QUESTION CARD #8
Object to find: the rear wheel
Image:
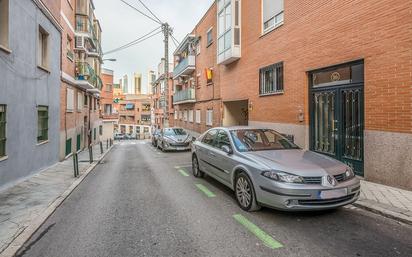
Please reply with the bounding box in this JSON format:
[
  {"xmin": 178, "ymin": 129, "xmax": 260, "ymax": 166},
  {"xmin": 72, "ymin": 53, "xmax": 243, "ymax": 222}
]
[
  {"xmin": 235, "ymin": 172, "xmax": 260, "ymax": 212},
  {"xmin": 192, "ymin": 155, "xmax": 205, "ymax": 178}
]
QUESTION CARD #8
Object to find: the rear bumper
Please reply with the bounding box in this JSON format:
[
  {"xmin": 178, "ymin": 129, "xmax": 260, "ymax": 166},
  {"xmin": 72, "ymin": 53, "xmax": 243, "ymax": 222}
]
[{"xmin": 255, "ymin": 177, "xmax": 361, "ymax": 211}]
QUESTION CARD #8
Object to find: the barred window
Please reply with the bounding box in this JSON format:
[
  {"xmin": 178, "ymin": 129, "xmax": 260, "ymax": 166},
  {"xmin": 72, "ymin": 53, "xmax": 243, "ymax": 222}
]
[
  {"xmin": 37, "ymin": 106, "xmax": 48, "ymax": 143},
  {"xmin": 259, "ymin": 62, "xmax": 284, "ymax": 95},
  {"xmin": 0, "ymin": 105, "xmax": 6, "ymax": 157}
]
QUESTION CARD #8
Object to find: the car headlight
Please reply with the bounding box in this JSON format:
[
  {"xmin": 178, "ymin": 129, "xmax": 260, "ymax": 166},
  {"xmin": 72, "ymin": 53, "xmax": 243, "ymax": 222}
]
[
  {"xmin": 261, "ymin": 170, "xmax": 304, "ymax": 183},
  {"xmin": 345, "ymin": 167, "xmax": 355, "ymax": 179},
  {"xmin": 164, "ymin": 137, "xmax": 174, "ymax": 143}
]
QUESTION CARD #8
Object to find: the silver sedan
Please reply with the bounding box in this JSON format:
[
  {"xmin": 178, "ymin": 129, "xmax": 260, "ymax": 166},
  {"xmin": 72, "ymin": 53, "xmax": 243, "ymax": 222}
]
[
  {"xmin": 191, "ymin": 127, "xmax": 360, "ymax": 211},
  {"xmin": 157, "ymin": 127, "xmax": 192, "ymax": 152}
]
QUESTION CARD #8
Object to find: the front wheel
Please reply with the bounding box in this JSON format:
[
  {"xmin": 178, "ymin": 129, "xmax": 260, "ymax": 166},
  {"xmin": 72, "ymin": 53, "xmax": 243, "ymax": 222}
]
[
  {"xmin": 235, "ymin": 173, "xmax": 260, "ymax": 212},
  {"xmin": 192, "ymin": 155, "xmax": 205, "ymax": 178}
]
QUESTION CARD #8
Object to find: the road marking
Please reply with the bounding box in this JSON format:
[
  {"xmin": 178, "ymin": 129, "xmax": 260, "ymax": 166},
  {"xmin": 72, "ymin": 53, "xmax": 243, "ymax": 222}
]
[
  {"xmin": 233, "ymin": 214, "xmax": 283, "ymax": 249},
  {"xmin": 178, "ymin": 169, "xmax": 190, "ymax": 177},
  {"xmin": 174, "ymin": 166, "xmax": 180, "ymax": 169},
  {"xmin": 195, "ymin": 184, "xmax": 216, "ymax": 197}
]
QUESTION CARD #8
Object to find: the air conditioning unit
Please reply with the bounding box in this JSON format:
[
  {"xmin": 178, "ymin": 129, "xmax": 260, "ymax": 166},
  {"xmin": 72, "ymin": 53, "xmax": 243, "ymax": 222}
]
[{"xmin": 75, "ymin": 36, "xmax": 84, "ymax": 49}]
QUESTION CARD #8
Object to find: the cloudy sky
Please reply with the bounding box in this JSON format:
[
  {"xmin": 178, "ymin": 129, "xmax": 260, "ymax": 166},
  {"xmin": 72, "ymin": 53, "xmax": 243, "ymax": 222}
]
[{"xmin": 94, "ymin": 0, "xmax": 214, "ymax": 93}]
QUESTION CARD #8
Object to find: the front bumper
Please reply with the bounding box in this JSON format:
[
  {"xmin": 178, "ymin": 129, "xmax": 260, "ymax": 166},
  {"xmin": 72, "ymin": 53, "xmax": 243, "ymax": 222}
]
[
  {"xmin": 163, "ymin": 142, "xmax": 191, "ymax": 151},
  {"xmin": 255, "ymin": 177, "xmax": 361, "ymax": 211}
]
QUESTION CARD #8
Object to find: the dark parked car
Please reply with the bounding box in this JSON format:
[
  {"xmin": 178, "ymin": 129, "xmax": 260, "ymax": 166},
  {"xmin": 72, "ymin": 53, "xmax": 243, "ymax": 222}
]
[{"xmin": 114, "ymin": 133, "xmax": 125, "ymax": 140}]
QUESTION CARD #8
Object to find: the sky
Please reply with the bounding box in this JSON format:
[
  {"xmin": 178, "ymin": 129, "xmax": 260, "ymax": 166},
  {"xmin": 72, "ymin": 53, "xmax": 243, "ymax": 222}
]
[{"xmin": 94, "ymin": 0, "xmax": 214, "ymax": 94}]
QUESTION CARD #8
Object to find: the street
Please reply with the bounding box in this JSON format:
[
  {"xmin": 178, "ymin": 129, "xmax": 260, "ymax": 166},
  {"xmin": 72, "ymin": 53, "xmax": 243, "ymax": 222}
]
[{"xmin": 16, "ymin": 141, "xmax": 412, "ymax": 257}]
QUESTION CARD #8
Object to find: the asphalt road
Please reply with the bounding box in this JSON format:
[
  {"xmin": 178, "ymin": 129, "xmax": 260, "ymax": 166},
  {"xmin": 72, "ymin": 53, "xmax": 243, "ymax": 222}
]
[{"xmin": 17, "ymin": 141, "xmax": 412, "ymax": 257}]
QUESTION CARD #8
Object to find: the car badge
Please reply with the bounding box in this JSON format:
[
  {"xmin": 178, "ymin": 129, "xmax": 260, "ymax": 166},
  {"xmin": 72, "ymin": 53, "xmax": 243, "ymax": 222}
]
[{"xmin": 322, "ymin": 175, "xmax": 337, "ymax": 187}]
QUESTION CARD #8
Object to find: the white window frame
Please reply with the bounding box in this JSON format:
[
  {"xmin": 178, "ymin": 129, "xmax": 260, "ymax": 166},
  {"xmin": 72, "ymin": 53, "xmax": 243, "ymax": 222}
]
[
  {"xmin": 217, "ymin": 0, "xmax": 232, "ymax": 55},
  {"xmin": 38, "ymin": 26, "xmax": 50, "ymax": 69},
  {"xmin": 206, "ymin": 27, "xmax": 213, "ymax": 47},
  {"xmin": 206, "ymin": 110, "xmax": 213, "ymax": 126},
  {"xmin": 174, "ymin": 111, "xmax": 178, "ymax": 120},
  {"xmin": 188, "ymin": 110, "xmax": 194, "ymax": 123},
  {"xmin": 195, "ymin": 110, "xmax": 201, "ymax": 124},
  {"xmin": 66, "ymin": 88, "xmax": 74, "ymax": 112},
  {"xmin": 183, "ymin": 110, "xmax": 188, "ymax": 122},
  {"xmin": 0, "ymin": 0, "xmax": 10, "ymax": 51},
  {"xmin": 261, "ymin": 0, "xmax": 284, "ymax": 35}
]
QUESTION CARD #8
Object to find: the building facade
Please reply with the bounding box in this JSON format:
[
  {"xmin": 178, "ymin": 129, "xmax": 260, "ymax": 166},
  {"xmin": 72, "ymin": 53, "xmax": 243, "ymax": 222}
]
[
  {"xmin": 100, "ymin": 68, "xmax": 117, "ymax": 141},
  {"xmin": 133, "ymin": 72, "xmax": 142, "ymax": 94},
  {"xmin": 117, "ymin": 94, "xmax": 152, "ymax": 138},
  {"xmin": 59, "ymin": 0, "xmax": 103, "ymax": 160},
  {"xmin": 0, "ymin": 0, "xmax": 62, "ymax": 188},
  {"xmin": 172, "ymin": 0, "xmax": 412, "ymax": 189},
  {"xmin": 152, "ymin": 59, "xmax": 175, "ymax": 129},
  {"xmin": 147, "ymin": 70, "xmax": 156, "ymax": 95}
]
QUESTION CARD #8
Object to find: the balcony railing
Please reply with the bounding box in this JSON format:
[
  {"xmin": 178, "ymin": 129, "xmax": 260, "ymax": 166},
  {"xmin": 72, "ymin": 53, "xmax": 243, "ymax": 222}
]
[
  {"xmin": 75, "ymin": 61, "xmax": 102, "ymax": 90},
  {"xmin": 173, "ymin": 55, "xmax": 195, "ymax": 79},
  {"xmin": 173, "ymin": 88, "xmax": 196, "ymax": 104}
]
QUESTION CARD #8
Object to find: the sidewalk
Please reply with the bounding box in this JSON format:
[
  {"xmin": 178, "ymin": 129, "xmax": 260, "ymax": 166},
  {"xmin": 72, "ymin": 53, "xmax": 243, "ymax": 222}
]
[
  {"xmin": 0, "ymin": 143, "xmax": 113, "ymax": 256},
  {"xmin": 354, "ymin": 180, "xmax": 412, "ymax": 225}
]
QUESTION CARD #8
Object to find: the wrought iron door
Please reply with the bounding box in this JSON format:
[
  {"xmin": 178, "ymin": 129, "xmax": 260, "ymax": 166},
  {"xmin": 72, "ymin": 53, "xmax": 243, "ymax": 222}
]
[{"xmin": 310, "ymin": 61, "xmax": 364, "ymax": 176}]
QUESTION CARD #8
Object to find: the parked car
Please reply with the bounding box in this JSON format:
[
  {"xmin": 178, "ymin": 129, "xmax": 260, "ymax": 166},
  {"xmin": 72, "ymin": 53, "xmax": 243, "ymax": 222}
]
[
  {"xmin": 114, "ymin": 133, "xmax": 125, "ymax": 140},
  {"xmin": 191, "ymin": 127, "xmax": 360, "ymax": 212},
  {"xmin": 125, "ymin": 133, "xmax": 137, "ymax": 140},
  {"xmin": 151, "ymin": 129, "xmax": 161, "ymax": 147},
  {"xmin": 157, "ymin": 127, "xmax": 192, "ymax": 152}
]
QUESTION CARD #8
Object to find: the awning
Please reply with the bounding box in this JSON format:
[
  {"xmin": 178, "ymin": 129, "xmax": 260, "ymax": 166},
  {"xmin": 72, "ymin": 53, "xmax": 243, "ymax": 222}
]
[{"xmin": 125, "ymin": 103, "xmax": 135, "ymax": 110}]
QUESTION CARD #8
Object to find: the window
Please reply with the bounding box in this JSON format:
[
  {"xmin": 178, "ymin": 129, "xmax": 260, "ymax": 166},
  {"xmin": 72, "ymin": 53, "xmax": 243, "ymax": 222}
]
[
  {"xmin": 77, "ymin": 92, "xmax": 83, "ymax": 111},
  {"xmin": 202, "ymin": 129, "xmax": 217, "ymax": 146},
  {"xmin": 188, "ymin": 110, "xmax": 194, "ymax": 123},
  {"xmin": 106, "ymin": 84, "xmax": 112, "ymax": 92},
  {"xmin": 38, "ymin": 26, "xmax": 49, "ymax": 68},
  {"xmin": 84, "ymin": 94, "xmax": 88, "ymax": 106},
  {"xmin": 0, "ymin": 0, "xmax": 9, "ymax": 49},
  {"xmin": 66, "ymin": 35, "xmax": 73, "ymax": 61},
  {"xmin": 37, "ymin": 106, "xmax": 48, "ymax": 143},
  {"xmin": 0, "ymin": 105, "xmax": 6, "ymax": 157},
  {"xmin": 215, "ymin": 130, "xmax": 231, "ymax": 150},
  {"xmin": 206, "ymin": 27, "xmax": 213, "ymax": 46},
  {"xmin": 195, "ymin": 110, "xmax": 201, "ymax": 124},
  {"xmin": 206, "ymin": 109, "xmax": 213, "ymax": 126},
  {"xmin": 183, "ymin": 110, "xmax": 188, "ymax": 122},
  {"xmin": 259, "ymin": 62, "xmax": 284, "ymax": 95},
  {"xmin": 196, "ymin": 42, "xmax": 201, "ymax": 55},
  {"xmin": 93, "ymin": 128, "xmax": 96, "ymax": 140},
  {"xmin": 66, "ymin": 88, "xmax": 74, "ymax": 112},
  {"xmin": 174, "ymin": 111, "xmax": 178, "ymax": 120},
  {"xmin": 262, "ymin": 0, "xmax": 284, "ymax": 33},
  {"xmin": 218, "ymin": 0, "xmax": 232, "ymax": 55}
]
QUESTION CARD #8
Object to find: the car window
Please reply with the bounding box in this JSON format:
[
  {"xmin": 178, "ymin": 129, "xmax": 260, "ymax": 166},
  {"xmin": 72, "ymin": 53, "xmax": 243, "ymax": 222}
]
[
  {"xmin": 202, "ymin": 129, "xmax": 217, "ymax": 146},
  {"xmin": 164, "ymin": 128, "xmax": 187, "ymax": 136},
  {"xmin": 215, "ymin": 130, "xmax": 231, "ymax": 150}
]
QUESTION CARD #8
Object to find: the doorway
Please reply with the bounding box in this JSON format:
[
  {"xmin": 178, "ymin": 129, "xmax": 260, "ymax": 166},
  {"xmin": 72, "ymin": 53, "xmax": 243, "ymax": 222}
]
[
  {"xmin": 309, "ymin": 61, "xmax": 364, "ymax": 176},
  {"xmin": 223, "ymin": 100, "xmax": 249, "ymax": 127}
]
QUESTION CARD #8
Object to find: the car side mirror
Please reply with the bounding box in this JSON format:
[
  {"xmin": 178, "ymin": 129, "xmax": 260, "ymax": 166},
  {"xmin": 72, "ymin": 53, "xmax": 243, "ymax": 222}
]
[{"xmin": 221, "ymin": 145, "xmax": 233, "ymax": 155}]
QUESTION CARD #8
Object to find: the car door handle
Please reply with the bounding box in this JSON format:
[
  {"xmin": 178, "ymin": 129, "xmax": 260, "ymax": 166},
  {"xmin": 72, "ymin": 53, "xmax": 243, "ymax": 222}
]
[{"xmin": 209, "ymin": 152, "xmax": 216, "ymax": 157}]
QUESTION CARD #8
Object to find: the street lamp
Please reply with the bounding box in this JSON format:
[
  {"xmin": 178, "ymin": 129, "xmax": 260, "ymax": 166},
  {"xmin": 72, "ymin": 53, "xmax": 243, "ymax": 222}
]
[{"xmin": 103, "ymin": 58, "xmax": 117, "ymax": 62}]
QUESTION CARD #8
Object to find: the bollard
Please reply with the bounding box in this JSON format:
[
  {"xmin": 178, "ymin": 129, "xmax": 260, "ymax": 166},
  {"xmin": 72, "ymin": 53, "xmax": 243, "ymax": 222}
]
[
  {"xmin": 89, "ymin": 145, "xmax": 93, "ymax": 163},
  {"xmin": 73, "ymin": 152, "xmax": 79, "ymax": 177},
  {"xmin": 110, "ymin": 138, "xmax": 113, "ymax": 146},
  {"xmin": 100, "ymin": 141, "xmax": 103, "ymax": 154},
  {"xmin": 106, "ymin": 139, "xmax": 109, "ymax": 149}
]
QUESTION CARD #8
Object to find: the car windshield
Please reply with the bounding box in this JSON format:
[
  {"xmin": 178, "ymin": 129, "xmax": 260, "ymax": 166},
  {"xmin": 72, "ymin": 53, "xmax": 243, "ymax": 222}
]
[
  {"xmin": 164, "ymin": 128, "xmax": 187, "ymax": 136},
  {"xmin": 230, "ymin": 129, "xmax": 300, "ymax": 152}
]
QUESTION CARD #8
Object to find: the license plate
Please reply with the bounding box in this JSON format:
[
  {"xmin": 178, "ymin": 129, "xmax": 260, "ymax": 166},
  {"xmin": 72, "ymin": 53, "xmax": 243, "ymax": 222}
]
[{"xmin": 319, "ymin": 188, "xmax": 347, "ymax": 199}]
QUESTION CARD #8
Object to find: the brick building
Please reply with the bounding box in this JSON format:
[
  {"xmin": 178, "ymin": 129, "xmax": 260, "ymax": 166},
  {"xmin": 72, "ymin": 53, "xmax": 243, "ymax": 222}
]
[
  {"xmin": 59, "ymin": 0, "xmax": 103, "ymax": 159},
  {"xmin": 172, "ymin": 0, "xmax": 412, "ymax": 189},
  {"xmin": 152, "ymin": 59, "xmax": 175, "ymax": 129},
  {"xmin": 100, "ymin": 68, "xmax": 117, "ymax": 141}
]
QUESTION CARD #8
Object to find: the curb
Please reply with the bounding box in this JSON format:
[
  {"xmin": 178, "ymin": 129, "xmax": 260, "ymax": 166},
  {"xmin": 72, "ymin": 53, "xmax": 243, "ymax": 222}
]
[
  {"xmin": 0, "ymin": 145, "xmax": 115, "ymax": 257},
  {"xmin": 353, "ymin": 200, "xmax": 412, "ymax": 226}
]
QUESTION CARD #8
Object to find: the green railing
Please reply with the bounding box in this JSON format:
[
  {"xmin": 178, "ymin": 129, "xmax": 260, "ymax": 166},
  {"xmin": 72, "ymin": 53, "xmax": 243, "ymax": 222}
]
[{"xmin": 75, "ymin": 62, "xmax": 102, "ymax": 90}]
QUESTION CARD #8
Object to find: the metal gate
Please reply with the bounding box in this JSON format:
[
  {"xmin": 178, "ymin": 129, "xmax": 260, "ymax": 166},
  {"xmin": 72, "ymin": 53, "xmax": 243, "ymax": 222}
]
[{"xmin": 309, "ymin": 61, "xmax": 364, "ymax": 176}]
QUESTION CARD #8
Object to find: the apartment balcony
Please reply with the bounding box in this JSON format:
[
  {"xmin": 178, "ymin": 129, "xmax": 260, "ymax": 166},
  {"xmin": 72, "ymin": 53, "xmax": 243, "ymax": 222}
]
[
  {"xmin": 102, "ymin": 113, "xmax": 119, "ymax": 120},
  {"xmin": 173, "ymin": 88, "xmax": 196, "ymax": 105},
  {"xmin": 75, "ymin": 61, "xmax": 102, "ymax": 91},
  {"xmin": 118, "ymin": 110, "xmax": 135, "ymax": 116},
  {"xmin": 173, "ymin": 55, "xmax": 195, "ymax": 79},
  {"xmin": 75, "ymin": 15, "xmax": 102, "ymax": 57}
]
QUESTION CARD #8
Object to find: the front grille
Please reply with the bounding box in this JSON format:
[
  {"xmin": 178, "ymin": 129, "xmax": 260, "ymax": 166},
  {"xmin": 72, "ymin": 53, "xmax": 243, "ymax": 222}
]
[
  {"xmin": 303, "ymin": 173, "xmax": 348, "ymax": 185},
  {"xmin": 298, "ymin": 194, "xmax": 355, "ymax": 206},
  {"xmin": 303, "ymin": 177, "xmax": 322, "ymax": 184},
  {"xmin": 170, "ymin": 142, "xmax": 189, "ymax": 147}
]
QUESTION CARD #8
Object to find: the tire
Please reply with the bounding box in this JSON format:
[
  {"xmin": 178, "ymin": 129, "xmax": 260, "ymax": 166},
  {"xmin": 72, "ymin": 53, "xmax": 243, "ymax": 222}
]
[
  {"xmin": 235, "ymin": 172, "xmax": 260, "ymax": 212},
  {"xmin": 161, "ymin": 142, "xmax": 166, "ymax": 152},
  {"xmin": 192, "ymin": 155, "xmax": 205, "ymax": 178}
]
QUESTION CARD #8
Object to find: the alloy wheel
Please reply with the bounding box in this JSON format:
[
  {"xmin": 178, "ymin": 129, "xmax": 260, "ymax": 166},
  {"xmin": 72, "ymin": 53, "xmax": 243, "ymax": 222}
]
[{"xmin": 236, "ymin": 177, "xmax": 251, "ymax": 208}]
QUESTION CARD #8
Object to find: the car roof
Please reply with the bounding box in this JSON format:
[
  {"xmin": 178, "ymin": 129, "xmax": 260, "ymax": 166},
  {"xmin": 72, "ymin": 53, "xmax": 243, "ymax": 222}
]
[{"xmin": 210, "ymin": 126, "xmax": 262, "ymax": 131}]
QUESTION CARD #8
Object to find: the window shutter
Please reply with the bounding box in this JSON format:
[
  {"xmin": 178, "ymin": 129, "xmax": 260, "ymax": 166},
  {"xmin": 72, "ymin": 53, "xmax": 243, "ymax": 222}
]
[{"xmin": 67, "ymin": 88, "xmax": 74, "ymax": 111}]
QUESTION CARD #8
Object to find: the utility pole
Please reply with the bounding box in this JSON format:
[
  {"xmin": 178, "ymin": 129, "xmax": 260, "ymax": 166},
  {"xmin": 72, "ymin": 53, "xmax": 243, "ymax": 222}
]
[{"xmin": 162, "ymin": 23, "xmax": 170, "ymax": 128}]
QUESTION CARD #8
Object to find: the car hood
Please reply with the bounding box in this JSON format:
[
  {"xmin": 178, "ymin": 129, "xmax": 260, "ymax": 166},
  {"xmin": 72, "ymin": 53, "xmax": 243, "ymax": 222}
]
[
  {"xmin": 243, "ymin": 150, "xmax": 347, "ymax": 177},
  {"xmin": 164, "ymin": 134, "xmax": 190, "ymax": 142}
]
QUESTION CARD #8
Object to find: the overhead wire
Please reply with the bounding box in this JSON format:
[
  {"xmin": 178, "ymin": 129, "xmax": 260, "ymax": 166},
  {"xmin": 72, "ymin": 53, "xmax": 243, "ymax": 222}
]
[
  {"xmin": 120, "ymin": 0, "xmax": 161, "ymax": 25},
  {"xmin": 135, "ymin": 0, "xmax": 163, "ymax": 23}
]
